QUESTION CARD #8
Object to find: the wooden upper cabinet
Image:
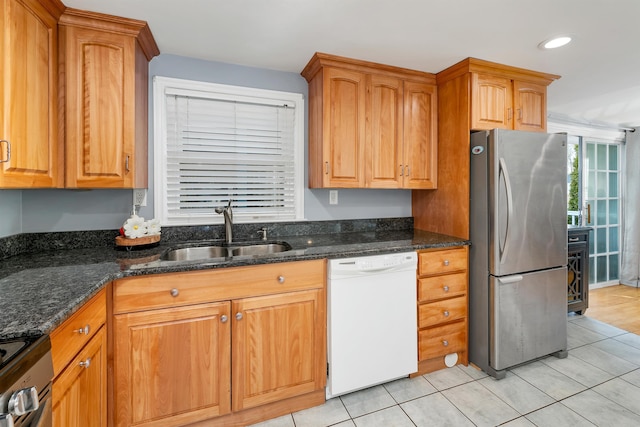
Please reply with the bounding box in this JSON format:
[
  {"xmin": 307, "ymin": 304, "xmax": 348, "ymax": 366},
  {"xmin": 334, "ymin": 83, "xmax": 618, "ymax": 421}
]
[
  {"xmin": 302, "ymin": 52, "xmax": 437, "ymax": 189},
  {"xmin": 466, "ymin": 60, "xmax": 559, "ymax": 133},
  {"xmin": 402, "ymin": 81, "xmax": 437, "ymax": 189},
  {"xmin": 0, "ymin": 0, "xmax": 64, "ymax": 188},
  {"xmin": 59, "ymin": 9, "xmax": 159, "ymax": 188},
  {"xmin": 322, "ymin": 67, "xmax": 367, "ymax": 187},
  {"xmin": 513, "ymin": 80, "xmax": 548, "ymax": 132}
]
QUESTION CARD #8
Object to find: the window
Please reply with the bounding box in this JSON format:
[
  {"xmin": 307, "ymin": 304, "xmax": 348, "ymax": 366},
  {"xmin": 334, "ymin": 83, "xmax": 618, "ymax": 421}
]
[{"xmin": 153, "ymin": 77, "xmax": 304, "ymax": 226}]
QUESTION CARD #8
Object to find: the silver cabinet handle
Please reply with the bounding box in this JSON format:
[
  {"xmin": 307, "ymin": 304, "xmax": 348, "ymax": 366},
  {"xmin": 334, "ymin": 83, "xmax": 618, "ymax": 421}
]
[
  {"xmin": 443, "ymin": 311, "xmax": 450, "ymax": 317},
  {"xmin": 74, "ymin": 325, "xmax": 90, "ymax": 335},
  {"xmin": 220, "ymin": 315, "xmax": 228, "ymax": 323},
  {"xmin": 569, "ymin": 237, "xmax": 580, "ymax": 242},
  {"xmin": 236, "ymin": 312, "xmax": 243, "ymax": 321},
  {"xmin": 443, "ymin": 285, "xmax": 449, "ymax": 292},
  {"xmin": 170, "ymin": 288, "xmax": 179, "ymax": 297},
  {"xmin": 0, "ymin": 140, "xmax": 10, "ymax": 163},
  {"xmin": 125, "ymin": 155, "xmax": 130, "ymax": 172},
  {"xmin": 325, "ymin": 161, "xmax": 329, "ymax": 175},
  {"xmin": 399, "ymin": 165, "xmax": 404, "ymax": 176},
  {"xmin": 79, "ymin": 358, "xmax": 91, "ymax": 368},
  {"xmin": 443, "ymin": 260, "xmax": 449, "ymax": 266},
  {"xmin": 442, "ymin": 340, "xmax": 449, "ymax": 347},
  {"xmin": 406, "ymin": 166, "xmax": 410, "ymax": 176},
  {"xmin": 277, "ymin": 275, "xmax": 285, "ymax": 283}
]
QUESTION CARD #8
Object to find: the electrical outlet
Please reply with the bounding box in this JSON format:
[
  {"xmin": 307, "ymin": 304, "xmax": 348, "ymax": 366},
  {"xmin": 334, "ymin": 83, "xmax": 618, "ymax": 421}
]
[
  {"xmin": 329, "ymin": 190, "xmax": 338, "ymax": 205},
  {"xmin": 133, "ymin": 189, "xmax": 147, "ymax": 207}
]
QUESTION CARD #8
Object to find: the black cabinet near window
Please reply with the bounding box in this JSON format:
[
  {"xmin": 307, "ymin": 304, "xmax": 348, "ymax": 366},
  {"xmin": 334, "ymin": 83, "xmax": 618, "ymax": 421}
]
[{"xmin": 567, "ymin": 227, "xmax": 592, "ymax": 314}]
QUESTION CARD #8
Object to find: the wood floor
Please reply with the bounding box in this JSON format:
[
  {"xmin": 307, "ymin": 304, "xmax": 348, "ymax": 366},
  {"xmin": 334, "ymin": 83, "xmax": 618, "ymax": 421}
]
[{"xmin": 585, "ymin": 284, "xmax": 640, "ymax": 334}]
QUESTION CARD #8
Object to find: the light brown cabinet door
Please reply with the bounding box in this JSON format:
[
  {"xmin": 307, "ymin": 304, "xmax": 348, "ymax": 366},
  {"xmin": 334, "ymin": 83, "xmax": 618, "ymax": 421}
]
[
  {"xmin": 232, "ymin": 289, "xmax": 326, "ymax": 412},
  {"xmin": 322, "ymin": 67, "xmax": 366, "ymax": 187},
  {"xmin": 61, "ymin": 26, "xmax": 135, "ymax": 188},
  {"xmin": 367, "ymin": 74, "xmax": 403, "ymax": 188},
  {"xmin": 471, "ymin": 73, "xmax": 512, "ymax": 131},
  {"xmin": 114, "ymin": 302, "xmax": 231, "ymax": 427},
  {"xmin": 403, "ymin": 81, "xmax": 438, "ymax": 189},
  {"xmin": 0, "ymin": 0, "xmax": 61, "ymax": 188},
  {"xmin": 513, "ymin": 80, "xmax": 547, "ymax": 132},
  {"xmin": 52, "ymin": 326, "xmax": 107, "ymax": 427}
]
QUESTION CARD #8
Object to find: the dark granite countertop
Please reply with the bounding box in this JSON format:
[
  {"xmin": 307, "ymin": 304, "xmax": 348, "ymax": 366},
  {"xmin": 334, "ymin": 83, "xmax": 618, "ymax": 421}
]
[{"xmin": 0, "ymin": 218, "xmax": 468, "ymax": 341}]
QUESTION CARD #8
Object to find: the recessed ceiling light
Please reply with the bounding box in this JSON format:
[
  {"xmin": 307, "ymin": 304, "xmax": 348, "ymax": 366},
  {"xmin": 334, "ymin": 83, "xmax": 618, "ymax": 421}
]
[{"xmin": 539, "ymin": 36, "xmax": 572, "ymax": 50}]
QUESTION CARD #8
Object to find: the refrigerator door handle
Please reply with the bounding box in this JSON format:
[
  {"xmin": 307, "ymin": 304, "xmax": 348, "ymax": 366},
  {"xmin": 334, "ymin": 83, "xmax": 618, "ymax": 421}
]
[
  {"xmin": 498, "ymin": 157, "xmax": 514, "ymax": 264},
  {"xmin": 497, "ymin": 274, "xmax": 523, "ymax": 284}
]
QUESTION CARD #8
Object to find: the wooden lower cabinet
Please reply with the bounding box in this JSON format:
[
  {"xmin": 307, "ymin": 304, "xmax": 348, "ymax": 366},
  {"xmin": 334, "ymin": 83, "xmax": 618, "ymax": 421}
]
[
  {"xmin": 52, "ymin": 326, "xmax": 107, "ymax": 427},
  {"xmin": 51, "ymin": 289, "xmax": 107, "ymax": 427},
  {"xmin": 414, "ymin": 246, "xmax": 469, "ymax": 375},
  {"xmin": 112, "ymin": 260, "xmax": 326, "ymax": 427}
]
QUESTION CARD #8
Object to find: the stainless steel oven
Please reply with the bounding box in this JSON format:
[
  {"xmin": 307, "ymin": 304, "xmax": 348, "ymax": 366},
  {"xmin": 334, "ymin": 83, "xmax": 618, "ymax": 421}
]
[{"xmin": 0, "ymin": 336, "xmax": 53, "ymax": 427}]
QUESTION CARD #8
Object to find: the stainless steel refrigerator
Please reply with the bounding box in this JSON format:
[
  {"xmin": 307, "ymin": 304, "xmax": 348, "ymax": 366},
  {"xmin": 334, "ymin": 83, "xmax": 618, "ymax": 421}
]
[{"xmin": 469, "ymin": 129, "xmax": 568, "ymax": 379}]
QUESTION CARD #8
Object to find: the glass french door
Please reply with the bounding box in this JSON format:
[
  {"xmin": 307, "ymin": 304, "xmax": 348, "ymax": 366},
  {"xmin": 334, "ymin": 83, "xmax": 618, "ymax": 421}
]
[{"xmin": 583, "ymin": 140, "xmax": 621, "ymax": 286}]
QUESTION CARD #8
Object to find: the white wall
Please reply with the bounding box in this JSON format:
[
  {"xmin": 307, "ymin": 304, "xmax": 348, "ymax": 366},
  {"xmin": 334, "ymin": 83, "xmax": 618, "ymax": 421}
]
[{"xmin": 3, "ymin": 54, "xmax": 411, "ymax": 236}]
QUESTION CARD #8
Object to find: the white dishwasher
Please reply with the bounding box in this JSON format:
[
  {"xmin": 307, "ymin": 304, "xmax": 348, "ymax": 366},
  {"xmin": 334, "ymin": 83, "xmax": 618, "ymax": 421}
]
[{"xmin": 326, "ymin": 251, "xmax": 418, "ymax": 398}]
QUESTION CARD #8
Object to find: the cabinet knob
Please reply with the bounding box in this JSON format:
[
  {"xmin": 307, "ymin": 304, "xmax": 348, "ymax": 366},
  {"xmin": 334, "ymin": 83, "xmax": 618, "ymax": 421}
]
[
  {"xmin": 170, "ymin": 288, "xmax": 179, "ymax": 297},
  {"xmin": 0, "ymin": 140, "xmax": 10, "ymax": 164},
  {"xmin": 74, "ymin": 325, "xmax": 90, "ymax": 335},
  {"xmin": 442, "ymin": 340, "xmax": 449, "ymax": 347},
  {"xmin": 277, "ymin": 275, "xmax": 285, "ymax": 283},
  {"xmin": 443, "ymin": 260, "xmax": 450, "ymax": 266},
  {"xmin": 443, "ymin": 285, "xmax": 450, "ymax": 292},
  {"xmin": 220, "ymin": 315, "xmax": 228, "ymax": 323},
  {"xmin": 79, "ymin": 358, "xmax": 91, "ymax": 369},
  {"xmin": 443, "ymin": 311, "xmax": 450, "ymax": 317},
  {"xmin": 236, "ymin": 312, "xmax": 243, "ymax": 321}
]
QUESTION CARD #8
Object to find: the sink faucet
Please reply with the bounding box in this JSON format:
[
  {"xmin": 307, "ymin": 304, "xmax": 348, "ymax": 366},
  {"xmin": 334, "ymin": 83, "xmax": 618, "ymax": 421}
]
[{"xmin": 215, "ymin": 199, "xmax": 233, "ymax": 244}]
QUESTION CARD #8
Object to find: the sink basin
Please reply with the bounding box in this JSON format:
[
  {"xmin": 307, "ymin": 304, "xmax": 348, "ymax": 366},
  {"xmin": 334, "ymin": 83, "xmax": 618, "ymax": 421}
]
[
  {"xmin": 161, "ymin": 242, "xmax": 291, "ymax": 262},
  {"xmin": 231, "ymin": 243, "xmax": 289, "ymax": 257},
  {"xmin": 162, "ymin": 245, "xmax": 229, "ymax": 261}
]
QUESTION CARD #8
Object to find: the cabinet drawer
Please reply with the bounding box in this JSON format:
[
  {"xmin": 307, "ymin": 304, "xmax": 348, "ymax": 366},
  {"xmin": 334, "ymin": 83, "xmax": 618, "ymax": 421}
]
[
  {"xmin": 418, "ymin": 296, "xmax": 466, "ymax": 328},
  {"xmin": 418, "ymin": 321, "xmax": 466, "ymax": 361},
  {"xmin": 418, "ymin": 247, "xmax": 467, "ymax": 276},
  {"xmin": 51, "ymin": 289, "xmax": 106, "ymax": 377},
  {"xmin": 418, "ymin": 272, "xmax": 467, "ymax": 302},
  {"xmin": 114, "ymin": 259, "xmax": 326, "ymax": 314}
]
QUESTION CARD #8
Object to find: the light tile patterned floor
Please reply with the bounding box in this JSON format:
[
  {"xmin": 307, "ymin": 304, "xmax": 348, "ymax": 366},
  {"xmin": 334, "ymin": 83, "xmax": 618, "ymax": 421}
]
[{"xmin": 250, "ymin": 314, "xmax": 640, "ymax": 427}]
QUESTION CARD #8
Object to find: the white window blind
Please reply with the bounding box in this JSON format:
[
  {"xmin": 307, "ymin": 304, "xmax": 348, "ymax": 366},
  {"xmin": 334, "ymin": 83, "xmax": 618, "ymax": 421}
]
[{"xmin": 154, "ymin": 77, "xmax": 304, "ymax": 226}]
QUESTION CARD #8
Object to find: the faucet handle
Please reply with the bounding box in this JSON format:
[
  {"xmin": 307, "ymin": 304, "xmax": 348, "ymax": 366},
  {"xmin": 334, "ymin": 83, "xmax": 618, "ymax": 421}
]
[{"xmin": 257, "ymin": 227, "xmax": 268, "ymax": 241}]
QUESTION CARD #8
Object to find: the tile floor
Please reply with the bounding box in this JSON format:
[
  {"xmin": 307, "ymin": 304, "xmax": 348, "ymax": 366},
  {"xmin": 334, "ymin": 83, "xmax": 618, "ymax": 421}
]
[{"xmin": 250, "ymin": 314, "xmax": 640, "ymax": 427}]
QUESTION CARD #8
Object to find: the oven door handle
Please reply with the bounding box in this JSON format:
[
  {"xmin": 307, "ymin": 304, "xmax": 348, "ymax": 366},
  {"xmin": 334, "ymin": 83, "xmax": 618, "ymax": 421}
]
[{"xmin": 29, "ymin": 395, "xmax": 51, "ymax": 427}]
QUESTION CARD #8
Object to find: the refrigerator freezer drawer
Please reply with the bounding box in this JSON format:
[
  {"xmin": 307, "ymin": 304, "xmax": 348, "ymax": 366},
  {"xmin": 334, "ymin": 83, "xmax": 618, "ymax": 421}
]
[{"xmin": 490, "ymin": 267, "xmax": 567, "ymax": 371}]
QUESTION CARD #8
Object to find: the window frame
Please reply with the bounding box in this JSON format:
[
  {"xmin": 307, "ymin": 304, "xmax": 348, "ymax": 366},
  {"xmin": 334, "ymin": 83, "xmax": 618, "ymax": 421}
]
[{"xmin": 153, "ymin": 76, "xmax": 305, "ymax": 226}]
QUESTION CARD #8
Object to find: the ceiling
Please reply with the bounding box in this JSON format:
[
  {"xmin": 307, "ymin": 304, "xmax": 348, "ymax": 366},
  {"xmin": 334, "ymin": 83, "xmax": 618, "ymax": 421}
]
[{"xmin": 64, "ymin": 0, "xmax": 640, "ymax": 129}]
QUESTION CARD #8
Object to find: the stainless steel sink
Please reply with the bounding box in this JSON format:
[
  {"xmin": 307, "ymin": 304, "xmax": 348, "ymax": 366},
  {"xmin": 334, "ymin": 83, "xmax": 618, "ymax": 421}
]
[
  {"xmin": 230, "ymin": 243, "xmax": 289, "ymax": 257},
  {"xmin": 162, "ymin": 245, "xmax": 229, "ymax": 261},
  {"xmin": 161, "ymin": 242, "xmax": 291, "ymax": 262}
]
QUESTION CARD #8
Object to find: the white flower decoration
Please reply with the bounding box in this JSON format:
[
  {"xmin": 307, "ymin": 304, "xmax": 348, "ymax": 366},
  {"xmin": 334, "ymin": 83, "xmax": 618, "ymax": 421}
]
[
  {"xmin": 146, "ymin": 218, "xmax": 161, "ymax": 236},
  {"xmin": 123, "ymin": 215, "xmax": 147, "ymax": 238}
]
